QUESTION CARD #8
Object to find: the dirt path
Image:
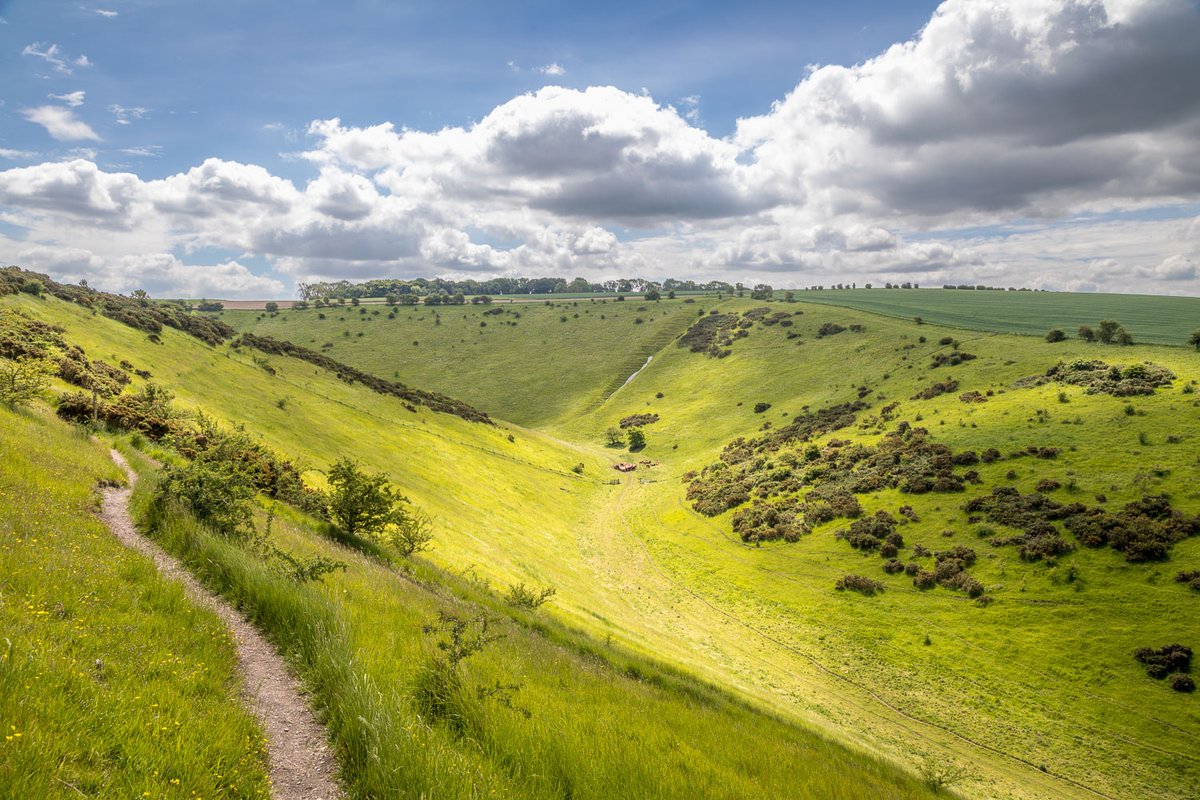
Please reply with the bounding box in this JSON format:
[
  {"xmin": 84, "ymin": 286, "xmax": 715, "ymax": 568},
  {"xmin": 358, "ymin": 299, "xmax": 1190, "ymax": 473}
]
[{"xmin": 98, "ymin": 449, "xmax": 342, "ymax": 800}]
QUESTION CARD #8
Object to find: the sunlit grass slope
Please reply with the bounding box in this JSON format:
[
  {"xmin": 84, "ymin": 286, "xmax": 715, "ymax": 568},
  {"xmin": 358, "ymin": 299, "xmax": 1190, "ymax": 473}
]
[
  {"xmin": 1, "ymin": 291, "xmax": 938, "ymax": 798},
  {"xmin": 224, "ymin": 297, "xmax": 703, "ymax": 426},
  {"xmin": 0, "ymin": 404, "xmax": 270, "ymax": 798},
  {"xmin": 571, "ymin": 298, "xmax": 1200, "ymax": 799},
  {"xmin": 10, "ymin": 289, "xmax": 1200, "ymax": 799},
  {"xmin": 121, "ymin": 444, "xmax": 934, "ymax": 800},
  {"xmin": 794, "ymin": 287, "xmax": 1200, "ymax": 345}
]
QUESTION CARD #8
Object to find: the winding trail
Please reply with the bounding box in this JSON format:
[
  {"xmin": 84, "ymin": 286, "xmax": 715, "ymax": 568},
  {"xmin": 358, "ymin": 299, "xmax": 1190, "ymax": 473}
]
[{"xmin": 98, "ymin": 449, "xmax": 342, "ymax": 800}]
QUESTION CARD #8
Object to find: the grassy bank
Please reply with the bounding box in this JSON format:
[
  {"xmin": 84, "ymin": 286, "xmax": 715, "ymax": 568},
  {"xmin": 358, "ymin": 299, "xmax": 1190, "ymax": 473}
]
[{"xmin": 0, "ymin": 405, "xmax": 270, "ymax": 799}]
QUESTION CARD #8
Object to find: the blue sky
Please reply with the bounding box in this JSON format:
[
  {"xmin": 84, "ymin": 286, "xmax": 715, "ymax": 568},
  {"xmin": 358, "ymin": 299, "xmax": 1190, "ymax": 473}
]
[{"xmin": 1, "ymin": 0, "xmax": 1199, "ymax": 297}]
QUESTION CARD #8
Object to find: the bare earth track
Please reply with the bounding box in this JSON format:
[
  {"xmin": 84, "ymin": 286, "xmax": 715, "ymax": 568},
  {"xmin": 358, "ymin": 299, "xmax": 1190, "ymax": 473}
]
[{"xmin": 98, "ymin": 449, "xmax": 341, "ymax": 800}]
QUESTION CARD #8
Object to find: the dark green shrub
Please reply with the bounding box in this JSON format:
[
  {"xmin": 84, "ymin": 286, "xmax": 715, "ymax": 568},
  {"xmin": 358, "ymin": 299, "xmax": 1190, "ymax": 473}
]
[
  {"xmin": 1134, "ymin": 644, "xmax": 1192, "ymax": 679},
  {"xmin": 835, "ymin": 574, "xmax": 885, "ymax": 595}
]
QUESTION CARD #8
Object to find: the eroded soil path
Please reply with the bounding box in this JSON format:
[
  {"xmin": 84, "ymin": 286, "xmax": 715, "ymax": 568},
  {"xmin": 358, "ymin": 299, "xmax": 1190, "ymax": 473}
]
[{"xmin": 99, "ymin": 449, "xmax": 342, "ymax": 800}]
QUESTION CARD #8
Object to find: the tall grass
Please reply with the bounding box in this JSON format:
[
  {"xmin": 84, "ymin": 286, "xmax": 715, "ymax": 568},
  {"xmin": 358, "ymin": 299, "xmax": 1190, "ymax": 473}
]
[
  {"xmin": 0, "ymin": 407, "xmax": 270, "ymax": 799},
  {"xmin": 124, "ymin": 444, "xmax": 936, "ymax": 800}
]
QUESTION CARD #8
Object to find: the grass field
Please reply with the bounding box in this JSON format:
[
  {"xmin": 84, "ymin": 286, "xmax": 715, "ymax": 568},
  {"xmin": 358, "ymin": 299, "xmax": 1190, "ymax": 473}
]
[
  {"xmin": 6, "ymin": 285, "xmax": 1200, "ymax": 799},
  {"xmin": 0, "ymin": 404, "xmax": 270, "ymax": 798},
  {"xmin": 791, "ymin": 288, "xmax": 1200, "ymax": 346}
]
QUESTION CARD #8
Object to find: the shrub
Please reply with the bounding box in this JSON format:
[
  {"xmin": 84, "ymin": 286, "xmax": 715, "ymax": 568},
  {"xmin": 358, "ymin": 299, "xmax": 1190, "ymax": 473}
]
[
  {"xmin": 504, "ymin": 583, "xmax": 556, "ymax": 610},
  {"xmin": 817, "ymin": 323, "xmax": 846, "ymax": 338},
  {"xmin": 912, "ymin": 570, "xmax": 937, "ymax": 590},
  {"xmin": 753, "ymin": 402, "xmax": 772, "ymax": 413},
  {"xmin": 1171, "ymin": 674, "xmax": 1196, "ymax": 692},
  {"xmin": 1134, "ymin": 643, "xmax": 1192, "ymax": 679},
  {"xmin": 0, "ymin": 356, "xmax": 52, "ymax": 407},
  {"xmin": 1045, "ymin": 329, "xmax": 1066, "ymax": 342},
  {"xmin": 154, "ymin": 430, "xmax": 258, "ymax": 538},
  {"xmin": 1175, "ymin": 570, "xmax": 1200, "ymax": 592},
  {"xmin": 326, "ymin": 457, "xmax": 410, "ymax": 539},
  {"xmin": 835, "ymin": 574, "xmax": 885, "ymax": 595},
  {"xmin": 627, "ymin": 429, "xmax": 646, "ymax": 451}
]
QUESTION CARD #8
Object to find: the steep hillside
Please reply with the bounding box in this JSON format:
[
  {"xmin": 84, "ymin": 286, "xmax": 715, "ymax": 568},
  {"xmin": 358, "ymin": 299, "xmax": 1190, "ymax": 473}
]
[
  {"xmin": 224, "ymin": 297, "xmax": 703, "ymax": 427},
  {"xmin": 0, "ymin": 287, "xmax": 937, "ymax": 799},
  {"xmin": 7, "ymin": 283, "xmax": 1200, "ymax": 799},
  {"xmin": 0, "ymin": 404, "xmax": 270, "ymax": 797},
  {"xmin": 234, "ymin": 293, "xmax": 1200, "ymax": 798}
]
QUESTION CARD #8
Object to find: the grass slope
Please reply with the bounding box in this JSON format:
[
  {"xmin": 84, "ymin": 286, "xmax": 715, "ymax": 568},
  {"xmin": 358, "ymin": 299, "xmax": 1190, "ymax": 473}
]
[
  {"xmin": 0, "ymin": 404, "xmax": 270, "ymax": 798},
  {"xmin": 10, "ymin": 288, "xmax": 1200, "ymax": 798},
  {"xmin": 223, "ymin": 298, "xmax": 703, "ymax": 427},
  {"xmin": 1, "ymin": 292, "xmax": 936, "ymax": 799},
  {"xmin": 794, "ymin": 288, "xmax": 1200, "ymax": 346}
]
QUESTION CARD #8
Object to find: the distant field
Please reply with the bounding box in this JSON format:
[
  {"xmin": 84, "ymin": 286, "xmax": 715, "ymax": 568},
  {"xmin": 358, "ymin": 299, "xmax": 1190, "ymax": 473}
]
[{"xmin": 795, "ymin": 288, "xmax": 1200, "ymax": 345}]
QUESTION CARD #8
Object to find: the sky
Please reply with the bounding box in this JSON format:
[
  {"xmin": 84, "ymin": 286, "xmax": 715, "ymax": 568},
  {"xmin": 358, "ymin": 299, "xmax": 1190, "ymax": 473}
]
[{"xmin": 0, "ymin": 0, "xmax": 1198, "ymax": 298}]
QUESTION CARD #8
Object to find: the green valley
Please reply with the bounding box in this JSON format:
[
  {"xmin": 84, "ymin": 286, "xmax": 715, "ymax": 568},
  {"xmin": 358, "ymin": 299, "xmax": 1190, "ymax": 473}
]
[{"xmin": 3, "ymin": 269, "xmax": 1199, "ymax": 799}]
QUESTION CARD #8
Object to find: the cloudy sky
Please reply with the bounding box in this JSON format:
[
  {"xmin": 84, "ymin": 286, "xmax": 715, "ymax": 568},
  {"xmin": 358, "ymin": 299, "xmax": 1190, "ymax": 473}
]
[{"xmin": 1, "ymin": 0, "xmax": 1198, "ymax": 298}]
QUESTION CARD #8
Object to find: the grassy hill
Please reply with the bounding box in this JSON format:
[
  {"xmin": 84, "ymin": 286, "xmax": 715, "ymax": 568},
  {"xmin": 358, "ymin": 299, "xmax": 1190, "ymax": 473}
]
[
  {"xmin": 6, "ymin": 281, "xmax": 1200, "ymax": 799},
  {"xmin": 0, "ymin": 288, "xmax": 935, "ymax": 799},
  {"xmin": 790, "ymin": 288, "xmax": 1200, "ymax": 346},
  {"xmin": 222, "ymin": 297, "xmax": 703, "ymax": 427}
]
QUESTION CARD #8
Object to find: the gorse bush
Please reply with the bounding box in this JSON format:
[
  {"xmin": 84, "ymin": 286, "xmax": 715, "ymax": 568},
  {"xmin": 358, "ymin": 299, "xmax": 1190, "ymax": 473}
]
[
  {"xmin": 835, "ymin": 574, "xmax": 885, "ymax": 595},
  {"xmin": 1134, "ymin": 643, "xmax": 1192, "ymax": 680}
]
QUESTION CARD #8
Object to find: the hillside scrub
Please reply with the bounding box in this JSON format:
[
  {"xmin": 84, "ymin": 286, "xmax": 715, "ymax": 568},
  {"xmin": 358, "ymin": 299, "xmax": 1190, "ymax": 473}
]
[
  {"xmin": 1016, "ymin": 359, "xmax": 1175, "ymax": 396},
  {"xmin": 1, "ymin": 266, "xmax": 234, "ymax": 346},
  {"xmin": 964, "ymin": 488, "xmax": 1200, "ymax": 562}
]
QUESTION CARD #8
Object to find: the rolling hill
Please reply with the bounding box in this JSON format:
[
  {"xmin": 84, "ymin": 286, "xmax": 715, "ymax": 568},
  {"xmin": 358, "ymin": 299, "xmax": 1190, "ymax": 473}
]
[{"xmin": 4, "ymin": 272, "xmax": 1200, "ymax": 799}]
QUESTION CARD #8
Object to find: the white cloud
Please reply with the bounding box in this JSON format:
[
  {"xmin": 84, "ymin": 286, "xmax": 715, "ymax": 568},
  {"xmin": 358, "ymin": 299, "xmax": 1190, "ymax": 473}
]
[
  {"xmin": 538, "ymin": 63, "xmax": 566, "ymax": 76},
  {"xmin": 0, "ymin": 149, "xmax": 36, "ymax": 160},
  {"xmin": 49, "ymin": 90, "xmax": 86, "ymax": 107},
  {"xmin": 109, "ymin": 104, "xmax": 148, "ymax": 125},
  {"xmin": 22, "ymin": 42, "xmax": 77, "ymax": 74},
  {"xmin": 89, "ymin": 8, "xmax": 119, "ymax": 18},
  {"xmin": 120, "ymin": 145, "xmax": 164, "ymax": 158},
  {"xmin": 21, "ymin": 106, "xmax": 101, "ymax": 141}
]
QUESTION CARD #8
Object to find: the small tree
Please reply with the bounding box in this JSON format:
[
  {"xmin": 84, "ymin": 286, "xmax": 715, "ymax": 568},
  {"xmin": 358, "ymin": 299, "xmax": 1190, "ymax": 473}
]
[
  {"xmin": 1077, "ymin": 325, "xmax": 1096, "ymax": 342},
  {"xmin": 1045, "ymin": 328, "xmax": 1066, "ymax": 342},
  {"xmin": 644, "ymin": 289, "xmax": 661, "ymax": 301},
  {"xmin": 326, "ymin": 457, "xmax": 409, "ymax": 539},
  {"xmin": 1190, "ymin": 330, "xmax": 1200, "ymax": 351},
  {"xmin": 604, "ymin": 426, "xmax": 623, "ymax": 447},
  {"xmin": 1097, "ymin": 319, "xmax": 1122, "ymax": 344},
  {"xmin": 627, "ymin": 429, "xmax": 646, "ymax": 451},
  {"xmin": 264, "ymin": 301, "xmax": 279, "ymax": 313},
  {"xmin": 0, "ymin": 357, "xmax": 51, "ymax": 408},
  {"xmin": 388, "ymin": 509, "xmax": 434, "ymax": 556}
]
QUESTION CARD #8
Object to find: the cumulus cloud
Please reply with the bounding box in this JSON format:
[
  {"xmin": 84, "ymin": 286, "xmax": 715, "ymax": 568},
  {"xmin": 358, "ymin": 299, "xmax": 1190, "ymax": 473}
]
[
  {"xmin": 20, "ymin": 106, "xmax": 101, "ymax": 141},
  {"xmin": 538, "ymin": 63, "xmax": 566, "ymax": 76},
  {"xmin": 735, "ymin": 0, "xmax": 1200, "ymax": 222},
  {"xmin": 2, "ymin": 0, "xmax": 1200, "ymax": 296}
]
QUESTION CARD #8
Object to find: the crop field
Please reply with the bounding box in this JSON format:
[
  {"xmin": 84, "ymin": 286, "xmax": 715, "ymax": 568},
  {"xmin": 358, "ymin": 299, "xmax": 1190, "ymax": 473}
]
[
  {"xmin": 794, "ymin": 288, "xmax": 1200, "ymax": 346},
  {"xmin": 4, "ymin": 282, "xmax": 1200, "ymax": 799}
]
